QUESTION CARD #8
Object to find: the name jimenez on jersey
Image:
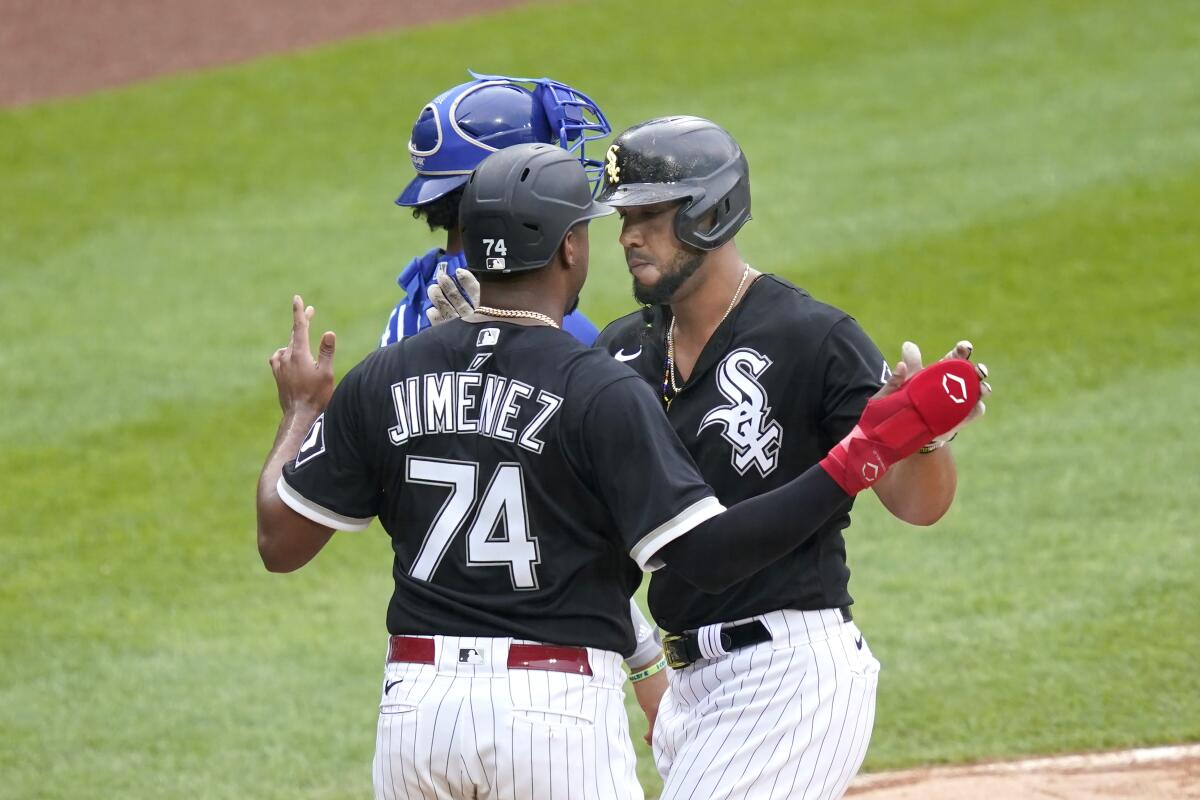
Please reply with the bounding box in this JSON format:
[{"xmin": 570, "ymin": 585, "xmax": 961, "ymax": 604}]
[{"xmin": 385, "ymin": 370, "xmax": 563, "ymax": 455}]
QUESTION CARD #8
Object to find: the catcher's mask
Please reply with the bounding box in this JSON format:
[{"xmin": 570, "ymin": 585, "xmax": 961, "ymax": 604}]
[
  {"xmin": 396, "ymin": 72, "xmax": 611, "ymax": 207},
  {"xmin": 459, "ymin": 143, "xmax": 613, "ymax": 274},
  {"xmin": 597, "ymin": 116, "xmax": 751, "ymax": 251}
]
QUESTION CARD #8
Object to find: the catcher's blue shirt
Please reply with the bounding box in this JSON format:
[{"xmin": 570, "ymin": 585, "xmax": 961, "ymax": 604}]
[{"xmin": 381, "ymin": 247, "xmax": 599, "ymax": 347}]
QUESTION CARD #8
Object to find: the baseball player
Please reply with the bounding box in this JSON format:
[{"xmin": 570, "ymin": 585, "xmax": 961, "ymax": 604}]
[
  {"xmin": 594, "ymin": 117, "xmax": 990, "ymax": 799},
  {"xmin": 255, "ymin": 143, "xmax": 984, "ymax": 799},
  {"xmin": 382, "ymin": 72, "xmax": 607, "ymax": 347},
  {"xmin": 384, "ymin": 72, "xmax": 671, "ymax": 730}
]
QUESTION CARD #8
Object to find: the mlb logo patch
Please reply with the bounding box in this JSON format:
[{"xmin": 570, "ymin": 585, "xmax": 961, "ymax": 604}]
[
  {"xmin": 459, "ymin": 648, "xmax": 485, "ymax": 664},
  {"xmin": 456, "ymin": 647, "xmax": 484, "ymax": 666},
  {"xmin": 485, "ymin": 257, "xmax": 506, "ymax": 271},
  {"xmin": 477, "ymin": 328, "xmax": 500, "ymax": 347},
  {"xmin": 295, "ymin": 413, "xmax": 326, "ymax": 467}
]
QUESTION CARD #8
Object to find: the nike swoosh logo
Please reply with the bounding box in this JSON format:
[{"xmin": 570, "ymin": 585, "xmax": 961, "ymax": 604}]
[
  {"xmin": 385, "ymin": 679, "xmax": 403, "ymax": 694},
  {"xmin": 614, "ymin": 348, "xmax": 642, "ymax": 362},
  {"xmin": 855, "ymin": 636, "xmax": 864, "ymax": 650}
]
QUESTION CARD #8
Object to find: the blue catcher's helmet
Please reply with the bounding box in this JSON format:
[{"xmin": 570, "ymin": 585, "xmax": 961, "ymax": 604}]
[{"xmin": 395, "ymin": 72, "xmax": 611, "ymax": 207}]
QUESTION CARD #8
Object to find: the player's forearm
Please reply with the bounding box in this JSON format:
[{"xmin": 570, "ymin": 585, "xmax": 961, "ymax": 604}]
[
  {"xmin": 660, "ymin": 467, "xmax": 849, "ymax": 593},
  {"xmin": 631, "ymin": 667, "xmax": 668, "ymax": 745},
  {"xmin": 871, "ymin": 447, "xmax": 957, "ymax": 526},
  {"xmin": 256, "ymin": 409, "xmax": 333, "ymax": 572}
]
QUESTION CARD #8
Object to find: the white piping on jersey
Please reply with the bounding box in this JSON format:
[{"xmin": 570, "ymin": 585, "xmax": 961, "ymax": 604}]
[
  {"xmin": 631, "ymin": 495, "xmax": 725, "ymax": 571},
  {"xmin": 277, "ymin": 475, "xmax": 374, "ymax": 531}
]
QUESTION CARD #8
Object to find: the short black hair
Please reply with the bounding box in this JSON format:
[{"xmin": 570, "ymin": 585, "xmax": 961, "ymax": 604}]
[{"xmin": 411, "ymin": 186, "xmax": 465, "ymax": 231}]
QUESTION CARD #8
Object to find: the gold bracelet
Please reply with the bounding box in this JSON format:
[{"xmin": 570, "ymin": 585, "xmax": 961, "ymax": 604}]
[
  {"xmin": 919, "ymin": 432, "xmax": 958, "ymax": 454},
  {"xmin": 629, "ymin": 656, "xmax": 668, "ymax": 683}
]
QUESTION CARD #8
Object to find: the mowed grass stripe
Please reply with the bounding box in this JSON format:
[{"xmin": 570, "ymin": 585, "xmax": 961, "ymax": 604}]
[
  {"xmin": 3, "ymin": 0, "xmax": 1195, "ymax": 266},
  {"xmin": 3, "ymin": 0, "xmax": 1199, "ymax": 448},
  {"xmin": 851, "ymin": 365, "xmax": 1199, "ymax": 768},
  {"xmin": 2, "ymin": 362, "xmax": 1193, "ymax": 796}
]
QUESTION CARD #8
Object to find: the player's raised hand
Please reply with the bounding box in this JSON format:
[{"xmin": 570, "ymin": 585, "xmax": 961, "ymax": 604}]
[
  {"xmin": 426, "ymin": 268, "xmax": 481, "ymax": 326},
  {"xmin": 875, "ymin": 339, "xmax": 990, "ymax": 445},
  {"xmin": 925, "ymin": 340, "xmax": 989, "ymax": 444},
  {"xmin": 269, "ymin": 294, "xmax": 336, "ymax": 415},
  {"xmin": 821, "ymin": 358, "xmax": 982, "ymax": 495}
]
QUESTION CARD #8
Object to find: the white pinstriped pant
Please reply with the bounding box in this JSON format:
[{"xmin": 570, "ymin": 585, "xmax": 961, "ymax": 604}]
[
  {"xmin": 372, "ymin": 635, "xmax": 643, "ymax": 800},
  {"xmin": 653, "ymin": 609, "xmax": 880, "ymax": 800}
]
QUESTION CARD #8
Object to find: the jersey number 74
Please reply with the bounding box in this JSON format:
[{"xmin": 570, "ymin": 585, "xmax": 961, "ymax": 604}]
[{"xmin": 405, "ymin": 457, "xmax": 541, "ymax": 591}]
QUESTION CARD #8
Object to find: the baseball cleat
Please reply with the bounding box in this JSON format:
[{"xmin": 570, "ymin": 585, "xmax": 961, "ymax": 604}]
[{"xmin": 820, "ymin": 359, "xmax": 982, "ymax": 496}]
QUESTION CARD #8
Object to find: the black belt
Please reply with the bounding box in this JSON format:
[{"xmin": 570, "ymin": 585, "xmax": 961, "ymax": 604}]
[{"xmin": 662, "ymin": 607, "xmax": 852, "ymax": 670}]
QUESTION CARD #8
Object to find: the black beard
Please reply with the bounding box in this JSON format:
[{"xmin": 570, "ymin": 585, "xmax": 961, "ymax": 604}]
[
  {"xmin": 566, "ymin": 295, "xmax": 580, "ymax": 315},
  {"xmin": 632, "ymin": 249, "xmax": 705, "ymax": 305}
]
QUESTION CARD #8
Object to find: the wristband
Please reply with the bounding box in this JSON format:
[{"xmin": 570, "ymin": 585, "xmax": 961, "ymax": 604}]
[
  {"xmin": 629, "ymin": 656, "xmax": 667, "ymax": 683},
  {"xmin": 919, "ymin": 432, "xmax": 958, "ymax": 454}
]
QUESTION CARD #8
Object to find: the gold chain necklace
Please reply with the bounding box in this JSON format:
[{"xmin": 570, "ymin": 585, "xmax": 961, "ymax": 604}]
[
  {"xmin": 475, "ymin": 306, "xmax": 560, "ymax": 329},
  {"xmin": 665, "ymin": 263, "xmax": 751, "ymax": 402}
]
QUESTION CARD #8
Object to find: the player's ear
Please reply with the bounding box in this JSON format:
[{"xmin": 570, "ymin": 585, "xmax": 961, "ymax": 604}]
[
  {"xmin": 560, "ymin": 228, "xmax": 576, "ymax": 269},
  {"xmin": 560, "ymin": 222, "xmax": 589, "ymax": 271}
]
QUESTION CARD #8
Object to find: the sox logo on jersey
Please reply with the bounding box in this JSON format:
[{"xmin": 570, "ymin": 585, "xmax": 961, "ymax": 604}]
[
  {"xmin": 295, "ymin": 413, "xmax": 326, "ymax": 467},
  {"xmin": 699, "ymin": 348, "xmax": 783, "ymax": 477}
]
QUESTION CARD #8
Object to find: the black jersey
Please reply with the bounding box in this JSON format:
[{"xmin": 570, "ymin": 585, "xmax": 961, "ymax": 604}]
[
  {"xmin": 279, "ymin": 319, "xmax": 720, "ymax": 656},
  {"xmin": 595, "ymin": 275, "xmax": 888, "ymax": 633}
]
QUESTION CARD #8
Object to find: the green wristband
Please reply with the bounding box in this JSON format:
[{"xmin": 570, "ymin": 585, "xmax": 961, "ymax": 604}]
[{"xmin": 629, "ymin": 656, "xmax": 668, "ymax": 683}]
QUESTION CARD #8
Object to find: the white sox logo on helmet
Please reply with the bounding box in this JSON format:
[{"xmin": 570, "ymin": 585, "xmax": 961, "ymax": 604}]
[
  {"xmin": 699, "ymin": 348, "xmax": 783, "ymax": 477},
  {"xmin": 604, "ymin": 144, "xmax": 621, "ymax": 185}
]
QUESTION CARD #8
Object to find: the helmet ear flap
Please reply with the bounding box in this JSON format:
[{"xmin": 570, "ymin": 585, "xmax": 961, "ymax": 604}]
[{"xmin": 675, "ymin": 162, "xmax": 751, "ymax": 250}]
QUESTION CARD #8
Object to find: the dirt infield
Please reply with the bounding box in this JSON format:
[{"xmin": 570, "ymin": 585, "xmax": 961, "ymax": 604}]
[
  {"xmin": 0, "ymin": 0, "xmax": 531, "ymax": 106},
  {"xmin": 848, "ymin": 745, "xmax": 1200, "ymax": 799}
]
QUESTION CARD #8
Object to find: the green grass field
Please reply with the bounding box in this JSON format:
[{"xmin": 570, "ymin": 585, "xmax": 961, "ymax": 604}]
[{"xmin": 3, "ymin": 0, "xmax": 1198, "ymax": 797}]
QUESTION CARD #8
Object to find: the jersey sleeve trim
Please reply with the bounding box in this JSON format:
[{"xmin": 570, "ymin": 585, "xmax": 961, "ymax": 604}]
[
  {"xmin": 625, "ymin": 599, "xmax": 663, "ymax": 669},
  {"xmin": 630, "ymin": 495, "xmax": 725, "ymax": 572},
  {"xmin": 276, "ymin": 475, "xmax": 374, "ymax": 532}
]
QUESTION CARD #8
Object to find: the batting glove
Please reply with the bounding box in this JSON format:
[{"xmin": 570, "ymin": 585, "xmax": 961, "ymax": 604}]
[
  {"xmin": 426, "ymin": 267, "xmax": 481, "ymax": 326},
  {"xmin": 897, "ymin": 340, "xmax": 990, "ymax": 450},
  {"xmin": 820, "ymin": 359, "xmax": 983, "ymax": 496}
]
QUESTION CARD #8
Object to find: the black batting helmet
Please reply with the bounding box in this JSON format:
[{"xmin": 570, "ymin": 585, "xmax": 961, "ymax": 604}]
[
  {"xmin": 597, "ymin": 116, "xmax": 751, "ymax": 251},
  {"xmin": 460, "ymin": 142, "xmax": 613, "ymax": 273}
]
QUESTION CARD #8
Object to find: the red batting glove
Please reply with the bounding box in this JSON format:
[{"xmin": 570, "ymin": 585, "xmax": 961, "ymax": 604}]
[{"xmin": 820, "ymin": 359, "xmax": 982, "ymax": 496}]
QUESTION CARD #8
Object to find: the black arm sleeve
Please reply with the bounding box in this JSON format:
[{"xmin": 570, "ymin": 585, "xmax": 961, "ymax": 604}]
[{"xmin": 659, "ymin": 465, "xmax": 850, "ymax": 593}]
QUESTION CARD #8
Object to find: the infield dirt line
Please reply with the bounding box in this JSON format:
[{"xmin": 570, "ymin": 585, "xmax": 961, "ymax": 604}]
[
  {"xmin": 1, "ymin": 0, "xmax": 540, "ymax": 106},
  {"xmin": 849, "ymin": 743, "xmax": 1200, "ymax": 790}
]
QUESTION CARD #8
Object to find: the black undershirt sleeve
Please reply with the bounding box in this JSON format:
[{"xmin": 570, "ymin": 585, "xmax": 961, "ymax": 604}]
[{"xmin": 659, "ymin": 466, "xmax": 850, "ymax": 593}]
